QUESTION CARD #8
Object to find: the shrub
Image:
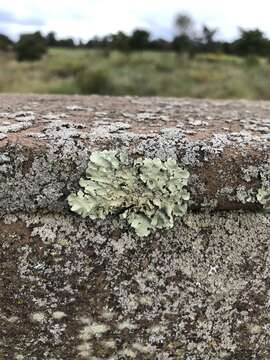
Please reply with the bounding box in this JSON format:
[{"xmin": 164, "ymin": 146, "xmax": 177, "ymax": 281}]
[
  {"xmin": 0, "ymin": 34, "xmax": 13, "ymax": 51},
  {"xmin": 15, "ymin": 32, "xmax": 47, "ymax": 61},
  {"xmin": 76, "ymin": 67, "xmax": 114, "ymax": 94},
  {"xmin": 245, "ymin": 55, "xmax": 260, "ymax": 67},
  {"xmin": 50, "ymin": 62, "xmax": 85, "ymax": 78}
]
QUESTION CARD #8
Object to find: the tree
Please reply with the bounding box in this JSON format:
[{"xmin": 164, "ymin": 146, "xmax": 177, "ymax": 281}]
[
  {"xmin": 87, "ymin": 36, "xmax": 101, "ymax": 48},
  {"xmin": 202, "ymin": 25, "xmax": 217, "ymax": 52},
  {"xmin": 57, "ymin": 38, "xmax": 75, "ymax": 48},
  {"xmin": 201, "ymin": 25, "xmax": 219, "ymax": 52},
  {"xmin": 110, "ymin": 31, "xmax": 130, "ymax": 51},
  {"xmin": 129, "ymin": 29, "xmax": 150, "ymax": 50},
  {"xmin": 175, "ymin": 13, "xmax": 195, "ymax": 37},
  {"xmin": 15, "ymin": 32, "xmax": 47, "ymax": 61},
  {"xmin": 173, "ymin": 13, "xmax": 197, "ymax": 56},
  {"xmin": 46, "ymin": 32, "xmax": 57, "ymax": 47},
  {"xmin": 172, "ymin": 34, "xmax": 194, "ymax": 54},
  {"xmin": 150, "ymin": 38, "xmax": 171, "ymax": 51},
  {"xmin": 0, "ymin": 34, "xmax": 13, "ymax": 51},
  {"xmin": 233, "ymin": 29, "xmax": 270, "ymax": 56}
]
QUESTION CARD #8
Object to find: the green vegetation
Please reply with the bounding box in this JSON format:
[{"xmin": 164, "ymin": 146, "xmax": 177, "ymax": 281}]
[
  {"xmin": 2, "ymin": 48, "xmax": 270, "ymax": 99},
  {"xmin": 0, "ymin": 34, "xmax": 13, "ymax": 51},
  {"xmin": 3, "ymin": 14, "xmax": 270, "ymax": 60},
  {"xmin": 68, "ymin": 150, "xmax": 190, "ymax": 237},
  {"xmin": 15, "ymin": 32, "xmax": 47, "ymax": 61}
]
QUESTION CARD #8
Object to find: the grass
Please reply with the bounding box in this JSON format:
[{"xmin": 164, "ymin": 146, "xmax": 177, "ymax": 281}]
[{"xmin": 1, "ymin": 48, "xmax": 270, "ymax": 99}]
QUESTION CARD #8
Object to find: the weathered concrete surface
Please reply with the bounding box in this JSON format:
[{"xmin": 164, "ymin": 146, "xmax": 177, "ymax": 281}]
[
  {"xmin": 0, "ymin": 95, "xmax": 270, "ymax": 359},
  {"xmin": 0, "ymin": 94, "xmax": 270, "ymax": 213},
  {"xmin": 1, "ymin": 212, "xmax": 270, "ymax": 359}
]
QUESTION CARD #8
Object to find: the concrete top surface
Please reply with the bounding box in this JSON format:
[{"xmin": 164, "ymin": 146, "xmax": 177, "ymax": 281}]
[
  {"xmin": 0, "ymin": 94, "xmax": 269, "ymax": 214},
  {"xmin": 1, "ymin": 94, "xmax": 270, "ymax": 143}
]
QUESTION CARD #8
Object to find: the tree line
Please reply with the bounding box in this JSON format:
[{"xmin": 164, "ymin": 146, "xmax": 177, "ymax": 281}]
[{"xmin": 1, "ymin": 14, "xmax": 270, "ymax": 61}]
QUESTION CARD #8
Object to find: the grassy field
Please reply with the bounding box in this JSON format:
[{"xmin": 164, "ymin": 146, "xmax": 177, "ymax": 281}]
[{"xmin": 1, "ymin": 48, "xmax": 270, "ymax": 99}]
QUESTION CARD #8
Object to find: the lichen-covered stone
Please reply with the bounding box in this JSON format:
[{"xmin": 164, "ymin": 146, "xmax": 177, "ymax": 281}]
[
  {"xmin": 0, "ymin": 211, "xmax": 270, "ymax": 359},
  {"xmin": 1, "ymin": 95, "xmax": 270, "ymax": 359},
  {"xmin": 0, "ymin": 95, "xmax": 269, "ymax": 215}
]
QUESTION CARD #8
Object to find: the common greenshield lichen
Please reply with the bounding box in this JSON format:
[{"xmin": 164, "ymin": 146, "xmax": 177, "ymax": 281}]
[
  {"xmin": 67, "ymin": 150, "xmax": 190, "ymax": 237},
  {"xmin": 257, "ymin": 187, "xmax": 270, "ymax": 211}
]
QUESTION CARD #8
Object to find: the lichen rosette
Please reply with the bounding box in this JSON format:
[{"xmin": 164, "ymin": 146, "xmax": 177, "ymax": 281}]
[{"xmin": 68, "ymin": 150, "xmax": 190, "ymax": 236}]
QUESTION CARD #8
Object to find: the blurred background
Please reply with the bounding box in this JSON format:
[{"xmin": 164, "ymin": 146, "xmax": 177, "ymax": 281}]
[{"xmin": 1, "ymin": 0, "xmax": 270, "ymax": 99}]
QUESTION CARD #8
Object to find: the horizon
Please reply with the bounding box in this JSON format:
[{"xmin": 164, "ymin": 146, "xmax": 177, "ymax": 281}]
[{"xmin": 1, "ymin": 0, "xmax": 270, "ymax": 42}]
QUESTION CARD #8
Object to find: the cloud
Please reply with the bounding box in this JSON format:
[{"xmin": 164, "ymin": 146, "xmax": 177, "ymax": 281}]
[
  {"xmin": 0, "ymin": 9, "xmax": 44, "ymax": 26},
  {"xmin": 1, "ymin": 0, "xmax": 270, "ymax": 41},
  {"xmin": 0, "ymin": 9, "xmax": 14, "ymax": 22}
]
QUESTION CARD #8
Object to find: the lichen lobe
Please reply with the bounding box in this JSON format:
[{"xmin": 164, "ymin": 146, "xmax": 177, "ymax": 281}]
[
  {"xmin": 68, "ymin": 150, "xmax": 190, "ymax": 236},
  {"xmin": 257, "ymin": 187, "xmax": 270, "ymax": 211}
]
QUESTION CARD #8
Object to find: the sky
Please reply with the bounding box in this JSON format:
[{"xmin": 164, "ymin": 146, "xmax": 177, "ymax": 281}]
[{"xmin": 1, "ymin": 0, "xmax": 270, "ymax": 42}]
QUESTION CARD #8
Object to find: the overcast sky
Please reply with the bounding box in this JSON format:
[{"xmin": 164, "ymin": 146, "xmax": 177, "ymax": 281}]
[{"xmin": 1, "ymin": 0, "xmax": 270, "ymax": 42}]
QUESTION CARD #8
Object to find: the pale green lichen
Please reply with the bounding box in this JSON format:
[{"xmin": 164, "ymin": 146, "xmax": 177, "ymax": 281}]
[
  {"xmin": 68, "ymin": 150, "xmax": 190, "ymax": 237},
  {"xmin": 257, "ymin": 187, "xmax": 270, "ymax": 211}
]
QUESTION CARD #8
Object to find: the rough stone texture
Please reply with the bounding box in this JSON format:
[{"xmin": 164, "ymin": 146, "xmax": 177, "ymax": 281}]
[
  {"xmin": 1, "ymin": 94, "xmax": 270, "ymax": 214},
  {"xmin": 1, "ymin": 212, "xmax": 270, "ymax": 360},
  {"xmin": 0, "ymin": 95, "xmax": 270, "ymax": 359}
]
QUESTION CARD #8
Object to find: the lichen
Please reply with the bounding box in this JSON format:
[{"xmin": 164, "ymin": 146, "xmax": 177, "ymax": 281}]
[
  {"xmin": 257, "ymin": 187, "xmax": 270, "ymax": 211},
  {"xmin": 67, "ymin": 150, "xmax": 190, "ymax": 237}
]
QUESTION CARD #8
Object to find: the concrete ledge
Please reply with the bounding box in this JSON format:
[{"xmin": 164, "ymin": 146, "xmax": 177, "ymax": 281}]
[
  {"xmin": 0, "ymin": 95, "xmax": 269, "ymax": 215},
  {"xmin": 0, "ymin": 95, "xmax": 270, "ymax": 359}
]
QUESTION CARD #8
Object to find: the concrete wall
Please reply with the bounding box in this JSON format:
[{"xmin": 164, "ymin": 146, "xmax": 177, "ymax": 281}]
[{"xmin": 0, "ymin": 95, "xmax": 269, "ymax": 359}]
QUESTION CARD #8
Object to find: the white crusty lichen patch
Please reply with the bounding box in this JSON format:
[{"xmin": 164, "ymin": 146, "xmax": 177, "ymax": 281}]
[
  {"xmin": 257, "ymin": 187, "xmax": 270, "ymax": 211},
  {"xmin": 2, "ymin": 210, "xmax": 270, "ymax": 359},
  {"xmin": 68, "ymin": 150, "xmax": 190, "ymax": 237}
]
